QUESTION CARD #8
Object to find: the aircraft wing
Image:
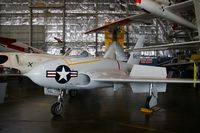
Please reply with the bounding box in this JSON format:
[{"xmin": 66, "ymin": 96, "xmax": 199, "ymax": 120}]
[
  {"xmin": 93, "ymin": 76, "xmax": 198, "ymax": 84},
  {"xmin": 91, "ymin": 71, "xmax": 197, "ymax": 84},
  {"xmin": 87, "ymin": 69, "xmax": 129, "ymax": 80},
  {"xmin": 85, "ymin": 13, "xmax": 154, "ymax": 34},
  {"xmin": 0, "ymin": 36, "xmax": 45, "ymax": 53},
  {"xmin": 89, "ymin": 65, "xmax": 199, "ymax": 84},
  {"xmin": 0, "ymin": 43, "xmax": 19, "ymax": 52},
  {"xmin": 166, "ymin": 0, "xmax": 194, "ymax": 12},
  {"xmin": 130, "ymin": 40, "xmax": 200, "ymax": 51},
  {"xmin": 91, "ymin": 69, "xmax": 199, "ymax": 94}
]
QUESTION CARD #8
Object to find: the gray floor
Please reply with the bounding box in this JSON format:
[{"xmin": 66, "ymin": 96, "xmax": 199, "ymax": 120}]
[{"xmin": 0, "ymin": 77, "xmax": 200, "ymax": 133}]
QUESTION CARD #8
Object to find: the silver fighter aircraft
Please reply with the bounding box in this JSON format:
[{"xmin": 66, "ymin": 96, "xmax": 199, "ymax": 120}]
[
  {"xmin": 23, "ymin": 42, "xmax": 199, "ymax": 116},
  {"xmin": 0, "ymin": 36, "xmax": 199, "ymax": 116}
]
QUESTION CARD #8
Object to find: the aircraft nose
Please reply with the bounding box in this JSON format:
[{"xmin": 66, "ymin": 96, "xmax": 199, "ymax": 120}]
[
  {"xmin": 24, "ymin": 59, "xmax": 68, "ymax": 89},
  {"xmin": 24, "ymin": 65, "xmax": 44, "ymax": 85},
  {"xmin": 24, "ymin": 68, "xmax": 40, "ymax": 78}
]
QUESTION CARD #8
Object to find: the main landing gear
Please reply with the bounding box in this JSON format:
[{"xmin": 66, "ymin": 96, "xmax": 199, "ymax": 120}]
[
  {"xmin": 141, "ymin": 83, "xmax": 159, "ymax": 113},
  {"xmin": 145, "ymin": 83, "xmax": 158, "ymax": 109},
  {"xmin": 51, "ymin": 90, "xmax": 64, "ymax": 116}
]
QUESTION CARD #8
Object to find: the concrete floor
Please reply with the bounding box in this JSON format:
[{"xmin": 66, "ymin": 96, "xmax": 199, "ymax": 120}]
[{"xmin": 0, "ymin": 77, "xmax": 200, "ymax": 133}]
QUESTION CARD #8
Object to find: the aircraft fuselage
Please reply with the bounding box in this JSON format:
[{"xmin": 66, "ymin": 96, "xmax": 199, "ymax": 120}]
[
  {"xmin": 135, "ymin": 0, "xmax": 196, "ymax": 29},
  {"xmin": 25, "ymin": 57, "xmax": 132, "ymax": 90}
]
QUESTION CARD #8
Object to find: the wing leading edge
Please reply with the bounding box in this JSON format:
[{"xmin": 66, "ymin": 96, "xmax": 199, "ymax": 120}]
[{"xmin": 85, "ymin": 13, "xmax": 154, "ymax": 34}]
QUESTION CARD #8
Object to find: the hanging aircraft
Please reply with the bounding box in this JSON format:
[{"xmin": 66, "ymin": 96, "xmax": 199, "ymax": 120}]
[
  {"xmin": 85, "ymin": 0, "xmax": 196, "ymax": 35},
  {"xmin": 134, "ymin": 0, "xmax": 196, "ymax": 29}
]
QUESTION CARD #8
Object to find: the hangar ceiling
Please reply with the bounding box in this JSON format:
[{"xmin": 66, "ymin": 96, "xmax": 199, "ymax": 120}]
[{"xmin": 0, "ymin": 0, "xmax": 197, "ymax": 55}]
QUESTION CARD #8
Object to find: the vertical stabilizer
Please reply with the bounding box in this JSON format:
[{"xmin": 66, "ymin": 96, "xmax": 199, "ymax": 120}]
[
  {"xmin": 127, "ymin": 35, "xmax": 145, "ymax": 65},
  {"xmin": 104, "ymin": 41, "xmax": 127, "ymax": 62}
]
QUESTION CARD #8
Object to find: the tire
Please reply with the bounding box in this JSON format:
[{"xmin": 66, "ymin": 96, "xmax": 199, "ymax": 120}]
[
  {"xmin": 145, "ymin": 96, "xmax": 152, "ymax": 109},
  {"xmin": 51, "ymin": 102, "xmax": 63, "ymax": 116}
]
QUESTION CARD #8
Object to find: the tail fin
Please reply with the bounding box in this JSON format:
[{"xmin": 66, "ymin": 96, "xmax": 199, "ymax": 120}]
[
  {"xmin": 127, "ymin": 35, "xmax": 145, "ymax": 65},
  {"xmin": 104, "ymin": 41, "xmax": 127, "ymax": 62}
]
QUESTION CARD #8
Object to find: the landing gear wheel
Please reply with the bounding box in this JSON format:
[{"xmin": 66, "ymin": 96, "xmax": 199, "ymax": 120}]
[
  {"xmin": 51, "ymin": 102, "xmax": 63, "ymax": 116},
  {"xmin": 145, "ymin": 96, "xmax": 152, "ymax": 109},
  {"xmin": 69, "ymin": 90, "xmax": 78, "ymax": 97}
]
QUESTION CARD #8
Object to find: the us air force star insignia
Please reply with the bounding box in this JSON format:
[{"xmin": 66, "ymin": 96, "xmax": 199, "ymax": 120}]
[
  {"xmin": 57, "ymin": 67, "xmax": 69, "ymax": 81},
  {"xmin": 46, "ymin": 65, "xmax": 78, "ymax": 84}
]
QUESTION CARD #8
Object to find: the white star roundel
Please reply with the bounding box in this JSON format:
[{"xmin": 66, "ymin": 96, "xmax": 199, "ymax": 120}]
[
  {"xmin": 46, "ymin": 65, "xmax": 78, "ymax": 84},
  {"xmin": 57, "ymin": 67, "xmax": 70, "ymax": 81}
]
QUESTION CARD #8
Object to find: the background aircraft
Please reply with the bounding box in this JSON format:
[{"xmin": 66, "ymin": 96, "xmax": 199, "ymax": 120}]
[
  {"xmin": 134, "ymin": 0, "xmax": 196, "ymax": 29},
  {"xmin": 128, "ymin": 40, "xmax": 200, "ymax": 78},
  {"xmin": 130, "ymin": 40, "xmax": 200, "ymax": 51},
  {"xmin": 85, "ymin": 0, "xmax": 196, "ymax": 34},
  {"xmin": 0, "ymin": 36, "xmax": 45, "ymax": 53}
]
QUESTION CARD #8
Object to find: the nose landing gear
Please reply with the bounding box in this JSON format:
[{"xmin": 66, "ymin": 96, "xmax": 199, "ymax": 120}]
[{"xmin": 51, "ymin": 90, "xmax": 64, "ymax": 116}]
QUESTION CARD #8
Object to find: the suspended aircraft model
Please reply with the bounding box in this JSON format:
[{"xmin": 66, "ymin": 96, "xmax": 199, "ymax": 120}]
[
  {"xmin": 134, "ymin": 0, "xmax": 196, "ymax": 29},
  {"xmin": 85, "ymin": 0, "xmax": 196, "ymax": 35}
]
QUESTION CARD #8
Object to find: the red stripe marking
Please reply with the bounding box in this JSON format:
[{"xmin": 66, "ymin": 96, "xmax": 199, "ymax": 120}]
[
  {"xmin": 48, "ymin": 72, "xmax": 56, "ymax": 74},
  {"xmin": 70, "ymin": 74, "xmax": 77, "ymax": 76},
  {"xmin": 0, "ymin": 37, "xmax": 16, "ymax": 44},
  {"xmin": 47, "ymin": 74, "xmax": 56, "ymax": 76},
  {"xmin": 47, "ymin": 75, "xmax": 56, "ymax": 77},
  {"xmin": 134, "ymin": 0, "xmax": 141, "ymax": 4},
  {"xmin": 47, "ymin": 71, "xmax": 57, "ymax": 77},
  {"xmin": 7, "ymin": 44, "xmax": 25, "ymax": 52}
]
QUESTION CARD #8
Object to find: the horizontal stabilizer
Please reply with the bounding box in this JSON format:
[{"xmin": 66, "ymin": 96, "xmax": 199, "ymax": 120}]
[
  {"xmin": 130, "ymin": 65, "xmax": 167, "ymax": 78},
  {"xmin": 129, "ymin": 65, "xmax": 167, "ymax": 93}
]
